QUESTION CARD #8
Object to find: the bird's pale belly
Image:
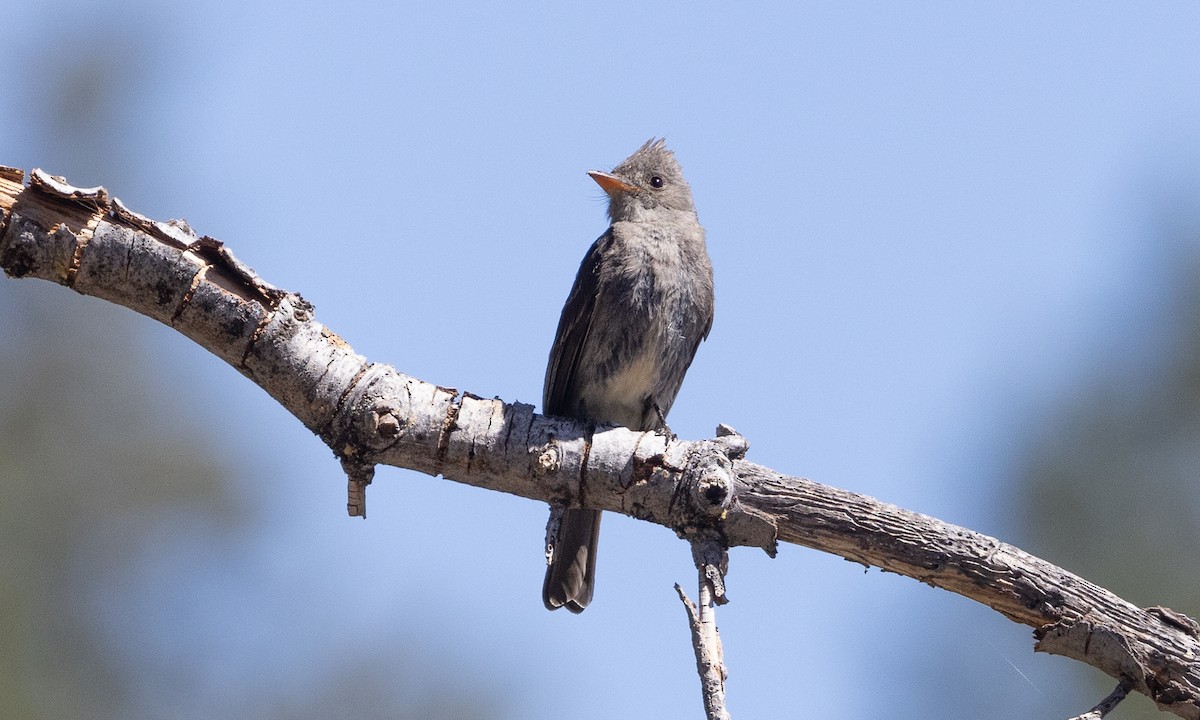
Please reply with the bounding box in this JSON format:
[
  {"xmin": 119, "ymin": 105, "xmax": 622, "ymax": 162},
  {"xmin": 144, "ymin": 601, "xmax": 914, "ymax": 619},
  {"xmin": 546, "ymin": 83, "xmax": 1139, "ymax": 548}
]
[{"xmin": 579, "ymin": 347, "xmax": 662, "ymax": 430}]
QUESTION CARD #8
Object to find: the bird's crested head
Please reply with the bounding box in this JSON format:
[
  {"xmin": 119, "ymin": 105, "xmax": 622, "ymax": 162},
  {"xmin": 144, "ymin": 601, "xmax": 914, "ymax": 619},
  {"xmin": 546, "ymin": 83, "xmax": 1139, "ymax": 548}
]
[{"xmin": 589, "ymin": 138, "xmax": 696, "ymax": 222}]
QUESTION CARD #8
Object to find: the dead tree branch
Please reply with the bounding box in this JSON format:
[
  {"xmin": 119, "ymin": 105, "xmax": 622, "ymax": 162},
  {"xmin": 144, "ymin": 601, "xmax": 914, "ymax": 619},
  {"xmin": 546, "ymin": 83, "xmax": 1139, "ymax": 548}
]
[{"xmin": 3, "ymin": 166, "xmax": 1199, "ymax": 718}]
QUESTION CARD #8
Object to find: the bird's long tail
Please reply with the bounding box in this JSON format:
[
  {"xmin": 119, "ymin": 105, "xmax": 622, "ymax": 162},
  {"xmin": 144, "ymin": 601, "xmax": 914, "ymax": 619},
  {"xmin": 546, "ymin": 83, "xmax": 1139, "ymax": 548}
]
[{"xmin": 543, "ymin": 508, "xmax": 602, "ymax": 613}]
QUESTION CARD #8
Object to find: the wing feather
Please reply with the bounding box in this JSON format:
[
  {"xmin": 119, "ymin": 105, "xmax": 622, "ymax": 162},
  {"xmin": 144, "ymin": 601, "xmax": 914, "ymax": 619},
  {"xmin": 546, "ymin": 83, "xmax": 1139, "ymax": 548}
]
[{"xmin": 542, "ymin": 230, "xmax": 610, "ymax": 416}]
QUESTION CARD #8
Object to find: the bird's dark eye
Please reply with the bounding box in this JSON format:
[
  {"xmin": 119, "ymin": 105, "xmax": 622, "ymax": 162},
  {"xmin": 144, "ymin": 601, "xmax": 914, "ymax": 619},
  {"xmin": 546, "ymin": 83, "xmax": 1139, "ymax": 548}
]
[{"xmin": 649, "ymin": 175, "xmax": 664, "ymax": 188}]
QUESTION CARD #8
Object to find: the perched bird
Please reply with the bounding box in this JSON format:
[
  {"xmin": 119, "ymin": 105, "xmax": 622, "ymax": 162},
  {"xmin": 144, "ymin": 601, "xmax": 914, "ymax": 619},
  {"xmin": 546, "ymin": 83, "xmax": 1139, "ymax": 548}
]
[{"xmin": 542, "ymin": 139, "xmax": 715, "ymax": 612}]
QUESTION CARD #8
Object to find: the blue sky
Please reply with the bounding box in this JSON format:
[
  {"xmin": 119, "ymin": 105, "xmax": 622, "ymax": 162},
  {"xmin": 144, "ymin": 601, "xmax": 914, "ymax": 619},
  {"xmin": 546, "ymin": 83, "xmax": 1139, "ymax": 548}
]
[{"xmin": 5, "ymin": 3, "xmax": 1200, "ymax": 718}]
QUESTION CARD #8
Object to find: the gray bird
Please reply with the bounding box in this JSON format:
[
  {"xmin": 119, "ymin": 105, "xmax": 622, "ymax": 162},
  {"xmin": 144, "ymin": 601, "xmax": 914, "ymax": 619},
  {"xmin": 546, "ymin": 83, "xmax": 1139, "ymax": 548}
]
[{"xmin": 542, "ymin": 139, "xmax": 715, "ymax": 612}]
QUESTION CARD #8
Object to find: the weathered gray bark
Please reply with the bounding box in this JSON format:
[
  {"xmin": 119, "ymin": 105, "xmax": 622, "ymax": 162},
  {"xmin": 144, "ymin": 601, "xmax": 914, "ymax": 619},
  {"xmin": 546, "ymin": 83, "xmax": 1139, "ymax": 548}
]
[{"xmin": 3, "ymin": 166, "xmax": 1198, "ymax": 719}]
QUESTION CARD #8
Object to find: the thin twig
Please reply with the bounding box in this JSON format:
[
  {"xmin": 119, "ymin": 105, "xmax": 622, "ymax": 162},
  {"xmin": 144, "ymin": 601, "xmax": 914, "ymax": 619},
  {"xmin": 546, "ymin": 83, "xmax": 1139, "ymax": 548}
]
[
  {"xmin": 676, "ymin": 580, "xmax": 729, "ymax": 720},
  {"xmin": 1068, "ymin": 680, "xmax": 1132, "ymax": 720}
]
